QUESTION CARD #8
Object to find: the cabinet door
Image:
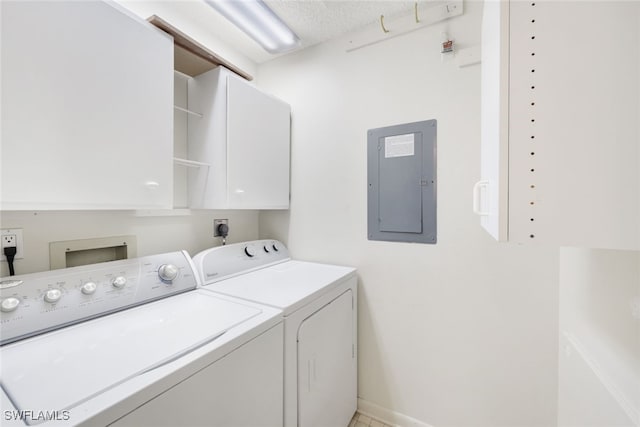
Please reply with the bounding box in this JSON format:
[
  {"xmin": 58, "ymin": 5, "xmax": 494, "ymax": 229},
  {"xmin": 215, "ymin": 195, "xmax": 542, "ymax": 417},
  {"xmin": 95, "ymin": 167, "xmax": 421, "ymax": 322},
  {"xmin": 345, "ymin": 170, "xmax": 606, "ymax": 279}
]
[
  {"xmin": 1, "ymin": 1, "xmax": 173, "ymax": 210},
  {"xmin": 297, "ymin": 291, "xmax": 356, "ymax": 427},
  {"xmin": 226, "ymin": 74, "xmax": 291, "ymax": 209},
  {"xmin": 477, "ymin": 0, "xmax": 510, "ymax": 241}
]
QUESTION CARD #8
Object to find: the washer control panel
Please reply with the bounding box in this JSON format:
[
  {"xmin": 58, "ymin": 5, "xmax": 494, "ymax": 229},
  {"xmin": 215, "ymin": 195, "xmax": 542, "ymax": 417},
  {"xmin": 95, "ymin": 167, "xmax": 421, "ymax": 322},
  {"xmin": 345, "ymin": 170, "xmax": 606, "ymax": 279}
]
[
  {"xmin": 193, "ymin": 240, "xmax": 289, "ymax": 285},
  {"xmin": 0, "ymin": 250, "xmax": 198, "ymax": 345}
]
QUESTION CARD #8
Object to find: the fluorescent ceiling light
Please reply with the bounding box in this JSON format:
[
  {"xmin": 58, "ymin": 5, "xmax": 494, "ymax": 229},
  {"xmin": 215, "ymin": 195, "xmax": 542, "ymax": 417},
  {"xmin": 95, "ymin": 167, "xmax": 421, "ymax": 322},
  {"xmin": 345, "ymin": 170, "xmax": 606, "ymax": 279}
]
[{"xmin": 204, "ymin": 0, "xmax": 300, "ymax": 54}]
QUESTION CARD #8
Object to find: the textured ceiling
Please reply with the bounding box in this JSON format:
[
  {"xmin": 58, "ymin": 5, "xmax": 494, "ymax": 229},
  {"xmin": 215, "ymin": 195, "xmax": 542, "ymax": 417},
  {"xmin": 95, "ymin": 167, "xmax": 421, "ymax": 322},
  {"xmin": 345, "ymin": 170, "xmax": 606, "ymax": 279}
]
[
  {"xmin": 265, "ymin": 1, "xmax": 418, "ymax": 47},
  {"xmin": 118, "ymin": 0, "xmax": 424, "ymax": 64}
]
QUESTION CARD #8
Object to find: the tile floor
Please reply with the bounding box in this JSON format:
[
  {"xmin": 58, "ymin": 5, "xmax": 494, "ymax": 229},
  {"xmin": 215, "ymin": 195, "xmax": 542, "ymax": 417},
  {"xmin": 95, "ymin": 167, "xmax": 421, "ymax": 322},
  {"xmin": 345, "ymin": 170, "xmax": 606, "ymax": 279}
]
[{"xmin": 349, "ymin": 411, "xmax": 393, "ymax": 427}]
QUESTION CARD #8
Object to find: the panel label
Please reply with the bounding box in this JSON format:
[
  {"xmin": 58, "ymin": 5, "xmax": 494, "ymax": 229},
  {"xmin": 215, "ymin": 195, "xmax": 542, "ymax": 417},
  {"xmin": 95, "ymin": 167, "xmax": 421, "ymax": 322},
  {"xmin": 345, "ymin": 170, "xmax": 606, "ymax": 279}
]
[{"xmin": 384, "ymin": 134, "xmax": 415, "ymax": 158}]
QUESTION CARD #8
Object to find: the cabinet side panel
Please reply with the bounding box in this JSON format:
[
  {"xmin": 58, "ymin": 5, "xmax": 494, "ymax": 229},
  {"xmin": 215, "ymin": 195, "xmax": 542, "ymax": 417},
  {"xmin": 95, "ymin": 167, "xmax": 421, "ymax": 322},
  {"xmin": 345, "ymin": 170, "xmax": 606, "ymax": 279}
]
[
  {"xmin": 187, "ymin": 67, "xmax": 228, "ymax": 209},
  {"xmin": 1, "ymin": 1, "xmax": 173, "ymax": 209},
  {"xmin": 174, "ymin": 75, "xmax": 189, "ymax": 208},
  {"xmin": 479, "ymin": 0, "xmax": 510, "ymax": 241},
  {"xmin": 509, "ymin": 1, "xmax": 640, "ymax": 249}
]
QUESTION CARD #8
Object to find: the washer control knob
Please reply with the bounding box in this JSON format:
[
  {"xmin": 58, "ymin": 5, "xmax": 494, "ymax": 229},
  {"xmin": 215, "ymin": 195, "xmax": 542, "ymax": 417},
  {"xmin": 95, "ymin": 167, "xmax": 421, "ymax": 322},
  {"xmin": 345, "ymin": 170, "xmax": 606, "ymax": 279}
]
[
  {"xmin": 158, "ymin": 264, "xmax": 179, "ymax": 282},
  {"xmin": 272, "ymin": 243, "xmax": 280, "ymax": 252},
  {"xmin": 81, "ymin": 281, "xmax": 97, "ymax": 295},
  {"xmin": 112, "ymin": 276, "xmax": 127, "ymax": 289},
  {"xmin": 244, "ymin": 245, "xmax": 256, "ymax": 258},
  {"xmin": 1, "ymin": 297, "xmax": 20, "ymax": 312},
  {"xmin": 263, "ymin": 245, "xmax": 270, "ymax": 253},
  {"xmin": 44, "ymin": 289, "xmax": 62, "ymax": 303}
]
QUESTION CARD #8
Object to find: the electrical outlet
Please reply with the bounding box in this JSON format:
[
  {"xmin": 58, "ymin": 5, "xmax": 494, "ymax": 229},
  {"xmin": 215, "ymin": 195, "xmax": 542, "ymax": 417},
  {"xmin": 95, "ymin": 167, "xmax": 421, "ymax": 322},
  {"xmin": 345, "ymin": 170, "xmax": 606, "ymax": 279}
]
[
  {"xmin": 1, "ymin": 229, "xmax": 24, "ymax": 261},
  {"xmin": 3, "ymin": 235, "xmax": 16, "ymax": 247},
  {"xmin": 213, "ymin": 219, "xmax": 229, "ymax": 237}
]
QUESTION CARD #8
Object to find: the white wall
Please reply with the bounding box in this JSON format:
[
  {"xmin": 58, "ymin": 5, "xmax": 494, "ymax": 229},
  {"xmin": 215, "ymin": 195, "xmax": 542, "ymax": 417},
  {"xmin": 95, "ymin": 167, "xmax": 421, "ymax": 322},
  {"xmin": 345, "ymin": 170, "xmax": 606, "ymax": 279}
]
[
  {"xmin": 558, "ymin": 248, "xmax": 640, "ymax": 426},
  {"xmin": 0, "ymin": 210, "xmax": 258, "ymax": 276},
  {"xmin": 257, "ymin": 2, "xmax": 560, "ymax": 425}
]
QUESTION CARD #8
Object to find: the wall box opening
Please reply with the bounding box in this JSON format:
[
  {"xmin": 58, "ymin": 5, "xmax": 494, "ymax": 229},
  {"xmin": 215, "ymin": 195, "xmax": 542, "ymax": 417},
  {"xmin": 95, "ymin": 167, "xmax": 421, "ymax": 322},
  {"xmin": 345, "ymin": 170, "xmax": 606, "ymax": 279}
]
[
  {"xmin": 367, "ymin": 120, "xmax": 437, "ymax": 244},
  {"xmin": 49, "ymin": 236, "xmax": 137, "ymax": 270}
]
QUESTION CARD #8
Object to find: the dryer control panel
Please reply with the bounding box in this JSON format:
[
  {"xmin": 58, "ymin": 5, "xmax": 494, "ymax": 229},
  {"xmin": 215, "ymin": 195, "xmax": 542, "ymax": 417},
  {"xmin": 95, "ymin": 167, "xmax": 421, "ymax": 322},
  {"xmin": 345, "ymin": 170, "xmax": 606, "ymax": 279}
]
[
  {"xmin": 193, "ymin": 240, "xmax": 290, "ymax": 285},
  {"xmin": 0, "ymin": 251, "xmax": 199, "ymax": 345}
]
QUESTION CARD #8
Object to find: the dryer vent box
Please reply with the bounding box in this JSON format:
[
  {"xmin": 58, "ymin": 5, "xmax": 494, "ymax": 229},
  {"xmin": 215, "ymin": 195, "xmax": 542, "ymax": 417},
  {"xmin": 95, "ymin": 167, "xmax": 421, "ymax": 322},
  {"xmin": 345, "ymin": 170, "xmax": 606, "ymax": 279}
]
[
  {"xmin": 49, "ymin": 235, "xmax": 137, "ymax": 270},
  {"xmin": 367, "ymin": 120, "xmax": 437, "ymax": 244}
]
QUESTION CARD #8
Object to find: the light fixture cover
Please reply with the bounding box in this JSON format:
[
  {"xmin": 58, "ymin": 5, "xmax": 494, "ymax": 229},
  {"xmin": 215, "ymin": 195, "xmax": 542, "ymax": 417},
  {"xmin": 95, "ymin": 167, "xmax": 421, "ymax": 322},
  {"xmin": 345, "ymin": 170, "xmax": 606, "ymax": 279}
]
[{"xmin": 205, "ymin": 0, "xmax": 300, "ymax": 54}]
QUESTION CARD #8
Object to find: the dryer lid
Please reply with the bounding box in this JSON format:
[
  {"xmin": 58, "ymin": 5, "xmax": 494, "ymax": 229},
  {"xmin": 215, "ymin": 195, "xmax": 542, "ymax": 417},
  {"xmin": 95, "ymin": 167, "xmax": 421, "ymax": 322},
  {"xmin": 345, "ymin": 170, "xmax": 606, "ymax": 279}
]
[
  {"xmin": 201, "ymin": 260, "xmax": 356, "ymax": 315},
  {"xmin": 0, "ymin": 291, "xmax": 261, "ymax": 424}
]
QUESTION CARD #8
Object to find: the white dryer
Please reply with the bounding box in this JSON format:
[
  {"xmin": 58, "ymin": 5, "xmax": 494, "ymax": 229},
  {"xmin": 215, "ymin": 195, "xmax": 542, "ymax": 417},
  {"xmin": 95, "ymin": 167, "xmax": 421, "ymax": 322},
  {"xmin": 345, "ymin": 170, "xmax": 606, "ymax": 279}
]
[
  {"xmin": 0, "ymin": 251, "xmax": 283, "ymax": 426},
  {"xmin": 193, "ymin": 239, "xmax": 358, "ymax": 427}
]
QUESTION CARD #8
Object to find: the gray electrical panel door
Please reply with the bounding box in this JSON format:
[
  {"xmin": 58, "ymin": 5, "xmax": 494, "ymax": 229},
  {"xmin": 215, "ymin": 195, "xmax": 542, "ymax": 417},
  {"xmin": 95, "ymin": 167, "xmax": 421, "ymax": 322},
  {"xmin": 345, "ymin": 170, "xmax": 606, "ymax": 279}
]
[{"xmin": 367, "ymin": 120, "xmax": 437, "ymax": 244}]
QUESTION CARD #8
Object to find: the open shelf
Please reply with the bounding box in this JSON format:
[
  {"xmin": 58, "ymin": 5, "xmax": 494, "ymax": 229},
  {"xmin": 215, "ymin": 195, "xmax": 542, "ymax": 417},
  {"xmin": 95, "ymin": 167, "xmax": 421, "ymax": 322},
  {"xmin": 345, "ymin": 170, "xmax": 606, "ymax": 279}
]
[
  {"xmin": 173, "ymin": 157, "xmax": 210, "ymax": 168},
  {"xmin": 173, "ymin": 105, "xmax": 202, "ymax": 118}
]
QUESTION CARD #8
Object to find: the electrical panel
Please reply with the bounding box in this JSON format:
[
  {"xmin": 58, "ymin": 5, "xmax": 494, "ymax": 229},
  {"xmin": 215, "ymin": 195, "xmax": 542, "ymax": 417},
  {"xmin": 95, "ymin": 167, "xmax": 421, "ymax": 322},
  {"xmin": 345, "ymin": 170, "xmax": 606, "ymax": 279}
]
[{"xmin": 367, "ymin": 120, "xmax": 437, "ymax": 244}]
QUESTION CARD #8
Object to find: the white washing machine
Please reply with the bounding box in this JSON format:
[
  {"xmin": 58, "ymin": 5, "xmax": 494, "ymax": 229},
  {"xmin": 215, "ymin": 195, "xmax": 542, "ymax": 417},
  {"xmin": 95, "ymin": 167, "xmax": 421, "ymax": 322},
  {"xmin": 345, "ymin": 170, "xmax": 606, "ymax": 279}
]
[
  {"xmin": 193, "ymin": 239, "xmax": 358, "ymax": 427},
  {"xmin": 0, "ymin": 251, "xmax": 283, "ymax": 427}
]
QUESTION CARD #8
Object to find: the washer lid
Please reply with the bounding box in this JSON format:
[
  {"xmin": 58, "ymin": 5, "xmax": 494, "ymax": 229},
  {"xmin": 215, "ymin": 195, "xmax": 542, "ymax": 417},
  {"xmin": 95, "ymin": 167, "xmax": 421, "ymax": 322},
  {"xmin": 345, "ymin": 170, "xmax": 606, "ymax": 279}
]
[
  {"xmin": 201, "ymin": 260, "xmax": 356, "ymax": 315},
  {"xmin": 0, "ymin": 291, "xmax": 261, "ymax": 424}
]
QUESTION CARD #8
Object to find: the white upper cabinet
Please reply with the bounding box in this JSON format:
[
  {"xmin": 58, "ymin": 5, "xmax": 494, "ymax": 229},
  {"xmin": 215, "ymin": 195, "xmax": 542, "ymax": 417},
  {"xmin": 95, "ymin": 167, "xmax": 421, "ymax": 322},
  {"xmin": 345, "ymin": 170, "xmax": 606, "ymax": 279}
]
[
  {"xmin": 188, "ymin": 67, "xmax": 291, "ymax": 209},
  {"xmin": 1, "ymin": 1, "xmax": 173, "ymax": 210},
  {"xmin": 477, "ymin": 1, "xmax": 640, "ymax": 250}
]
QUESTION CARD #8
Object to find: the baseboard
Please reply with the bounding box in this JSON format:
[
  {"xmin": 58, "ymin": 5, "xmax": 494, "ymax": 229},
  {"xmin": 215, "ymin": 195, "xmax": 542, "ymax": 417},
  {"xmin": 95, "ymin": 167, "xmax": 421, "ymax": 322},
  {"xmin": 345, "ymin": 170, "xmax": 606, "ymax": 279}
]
[{"xmin": 357, "ymin": 398, "xmax": 433, "ymax": 427}]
